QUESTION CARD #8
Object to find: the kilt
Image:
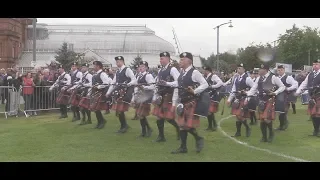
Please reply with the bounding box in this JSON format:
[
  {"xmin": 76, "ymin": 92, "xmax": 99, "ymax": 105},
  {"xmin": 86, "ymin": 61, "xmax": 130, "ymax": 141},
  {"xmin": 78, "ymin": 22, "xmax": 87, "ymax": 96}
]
[
  {"xmin": 152, "ymin": 94, "xmax": 175, "ymax": 120},
  {"xmin": 111, "ymin": 88, "xmax": 130, "ymax": 112},
  {"xmin": 69, "ymin": 89, "xmax": 81, "ymax": 106},
  {"xmin": 79, "ymin": 96, "xmax": 90, "ymax": 109},
  {"xmin": 307, "ymin": 98, "xmax": 320, "ymax": 117},
  {"xmin": 286, "ymin": 92, "xmax": 297, "ymax": 103},
  {"xmin": 89, "ymin": 91, "xmax": 110, "ymax": 111},
  {"xmin": 56, "ymin": 89, "xmax": 70, "ymax": 105},
  {"xmin": 176, "ymin": 100, "xmax": 200, "ymax": 130},
  {"xmin": 136, "ymin": 103, "xmax": 151, "ymax": 117},
  {"xmin": 257, "ymin": 98, "xmax": 276, "ymax": 121},
  {"xmin": 231, "ymin": 98, "xmax": 250, "ymax": 120},
  {"xmin": 248, "ymin": 96, "xmax": 257, "ymax": 111},
  {"xmin": 209, "ymin": 100, "xmax": 219, "ymax": 113}
]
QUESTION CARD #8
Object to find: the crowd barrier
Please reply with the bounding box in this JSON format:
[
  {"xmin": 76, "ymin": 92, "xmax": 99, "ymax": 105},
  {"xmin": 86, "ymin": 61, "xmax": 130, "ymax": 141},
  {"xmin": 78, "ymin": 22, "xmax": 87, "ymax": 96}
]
[
  {"xmin": 0, "ymin": 84, "xmax": 310, "ymax": 119},
  {"xmin": 0, "ymin": 86, "xmax": 20, "ymax": 119}
]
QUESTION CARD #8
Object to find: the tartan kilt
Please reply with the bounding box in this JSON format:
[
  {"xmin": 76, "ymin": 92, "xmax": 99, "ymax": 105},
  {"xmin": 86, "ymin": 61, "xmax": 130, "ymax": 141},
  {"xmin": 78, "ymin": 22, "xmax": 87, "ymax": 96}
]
[
  {"xmin": 112, "ymin": 98, "xmax": 130, "ymax": 112},
  {"xmin": 79, "ymin": 96, "xmax": 90, "ymax": 109},
  {"xmin": 89, "ymin": 92, "xmax": 110, "ymax": 111},
  {"xmin": 286, "ymin": 92, "xmax": 297, "ymax": 103},
  {"xmin": 258, "ymin": 98, "xmax": 276, "ymax": 121},
  {"xmin": 209, "ymin": 100, "xmax": 219, "ymax": 113},
  {"xmin": 69, "ymin": 89, "xmax": 81, "ymax": 106},
  {"xmin": 177, "ymin": 100, "xmax": 200, "ymax": 130},
  {"xmin": 152, "ymin": 94, "xmax": 175, "ymax": 120},
  {"xmin": 136, "ymin": 103, "xmax": 151, "ymax": 117},
  {"xmin": 307, "ymin": 98, "xmax": 320, "ymax": 117},
  {"xmin": 231, "ymin": 99, "xmax": 250, "ymax": 120},
  {"xmin": 56, "ymin": 89, "xmax": 70, "ymax": 105}
]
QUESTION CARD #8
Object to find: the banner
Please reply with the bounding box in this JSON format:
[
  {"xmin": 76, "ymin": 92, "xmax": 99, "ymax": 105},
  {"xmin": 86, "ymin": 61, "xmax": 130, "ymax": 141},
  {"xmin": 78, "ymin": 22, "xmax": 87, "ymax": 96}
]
[
  {"xmin": 275, "ymin": 63, "xmax": 292, "ymax": 73},
  {"xmin": 304, "ymin": 65, "xmax": 313, "ymax": 72}
]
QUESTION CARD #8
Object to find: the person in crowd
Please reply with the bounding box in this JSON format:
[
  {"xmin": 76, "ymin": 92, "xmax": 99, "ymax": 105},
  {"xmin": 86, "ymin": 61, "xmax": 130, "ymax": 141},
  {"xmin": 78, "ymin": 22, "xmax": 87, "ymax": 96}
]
[{"xmin": 22, "ymin": 72, "xmax": 35, "ymax": 116}]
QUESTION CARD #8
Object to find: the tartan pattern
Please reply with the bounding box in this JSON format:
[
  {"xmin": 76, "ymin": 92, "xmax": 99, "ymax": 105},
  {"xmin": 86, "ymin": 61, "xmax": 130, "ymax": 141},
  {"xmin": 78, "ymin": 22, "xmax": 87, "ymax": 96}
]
[
  {"xmin": 112, "ymin": 98, "xmax": 130, "ymax": 113},
  {"xmin": 231, "ymin": 99, "xmax": 250, "ymax": 120},
  {"xmin": 209, "ymin": 100, "xmax": 219, "ymax": 113},
  {"xmin": 69, "ymin": 90, "xmax": 82, "ymax": 106},
  {"xmin": 136, "ymin": 103, "xmax": 151, "ymax": 118},
  {"xmin": 89, "ymin": 92, "xmax": 110, "ymax": 111},
  {"xmin": 56, "ymin": 89, "xmax": 70, "ymax": 105},
  {"xmin": 152, "ymin": 94, "xmax": 175, "ymax": 120},
  {"xmin": 176, "ymin": 100, "xmax": 200, "ymax": 130},
  {"xmin": 258, "ymin": 98, "xmax": 276, "ymax": 121},
  {"xmin": 308, "ymin": 98, "xmax": 320, "ymax": 117},
  {"xmin": 79, "ymin": 97, "xmax": 90, "ymax": 109}
]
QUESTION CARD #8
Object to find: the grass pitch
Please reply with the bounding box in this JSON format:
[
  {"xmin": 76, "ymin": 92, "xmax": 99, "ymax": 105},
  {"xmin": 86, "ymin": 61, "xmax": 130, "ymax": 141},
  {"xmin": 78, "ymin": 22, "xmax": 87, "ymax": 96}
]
[{"xmin": 0, "ymin": 103, "xmax": 318, "ymax": 162}]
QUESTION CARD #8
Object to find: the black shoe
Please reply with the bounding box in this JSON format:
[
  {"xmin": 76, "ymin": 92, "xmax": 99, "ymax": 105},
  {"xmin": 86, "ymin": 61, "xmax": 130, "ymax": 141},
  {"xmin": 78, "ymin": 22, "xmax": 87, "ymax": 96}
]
[
  {"xmin": 205, "ymin": 127, "xmax": 214, "ymax": 131},
  {"xmin": 138, "ymin": 134, "xmax": 145, "ymax": 138},
  {"xmin": 268, "ymin": 132, "xmax": 274, "ymax": 143},
  {"xmin": 309, "ymin": 131, "xmax": 319, "ymax": 136},
  {"xmin": 196, "ymin": 138, "xmax": 204, "ymax": 153},
  {"xmin": 260, "ymin": 138, "xmax": 267, "ymax": 142},
  {"xmin": 232, "ymin": 132, "xmax": 241, "ymax": 137},
  {"xmin": 79, "ymin": 118, "xmax": 86, "ymax": 125},
  {"xmin": 59, "ymin": 115, "xmax": 68, "ymax": 119},
  {"xmin": 146, "ymin": 128, "xmax": 153, "ymax": 137},
  {"xmin": 249, "ymin": 122, "xmax": 254, "ymax": 125},
  {"xmin": 171, "ymin": 147, "xmax": 188, "ymax": 154},
  {"xmin": 97, "ymin": 119, "xmax": 106, "ymax": 129},
  {"xmin": 154, "ymin": 136, "xmax": 166, "ymax": 142}
]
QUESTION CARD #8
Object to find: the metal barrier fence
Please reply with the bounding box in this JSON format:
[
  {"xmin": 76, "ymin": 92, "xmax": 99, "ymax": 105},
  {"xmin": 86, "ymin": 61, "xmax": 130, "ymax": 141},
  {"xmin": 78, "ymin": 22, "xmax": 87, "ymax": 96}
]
[
  {"xmin": 0, "ymin": 86, "xmax": 20, "ymax": 119},
  {"xmin": 18, "ymin": 86, "xmax": 61, "ymax": 117}
]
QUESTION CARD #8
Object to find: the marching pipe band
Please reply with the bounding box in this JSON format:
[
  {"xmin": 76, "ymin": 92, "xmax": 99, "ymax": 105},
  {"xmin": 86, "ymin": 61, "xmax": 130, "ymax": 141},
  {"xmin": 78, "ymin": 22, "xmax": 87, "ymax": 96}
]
[{"xmin": 49, "ymin": 53, "xmax": 320, "ymax": 154}]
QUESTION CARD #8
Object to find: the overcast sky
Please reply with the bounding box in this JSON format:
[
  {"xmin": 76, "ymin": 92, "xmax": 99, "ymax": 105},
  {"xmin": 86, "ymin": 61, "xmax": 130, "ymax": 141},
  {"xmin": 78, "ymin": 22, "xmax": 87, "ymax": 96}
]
[{"xmin": 38, "ymin": 18, "xmax": 320, "ymax": 58}]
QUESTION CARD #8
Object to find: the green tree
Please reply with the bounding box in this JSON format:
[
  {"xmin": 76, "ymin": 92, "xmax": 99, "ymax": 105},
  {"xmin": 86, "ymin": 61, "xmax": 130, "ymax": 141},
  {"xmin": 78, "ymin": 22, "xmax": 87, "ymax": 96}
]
[
  {"xmin": 130, "ymin": 54, "xmax": 143, "ymax": 69},
  {"xmin": 54, "ymin": 42, "xmax": 83, "ymax": 71},
  {"xmin": 277, "ymin": 24, "xmax": 320, "ymax": 69}
]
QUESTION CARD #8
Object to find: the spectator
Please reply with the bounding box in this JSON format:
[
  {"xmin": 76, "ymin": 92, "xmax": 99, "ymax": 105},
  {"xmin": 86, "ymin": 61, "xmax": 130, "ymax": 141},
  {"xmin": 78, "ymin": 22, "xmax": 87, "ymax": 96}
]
[
  {"xmin": 0, "ymin": 68, "xmax": 6, "ymax": 104},
  {"xmin": 22, "ymin": 72, "xmax": 35, "ymax": 116}
]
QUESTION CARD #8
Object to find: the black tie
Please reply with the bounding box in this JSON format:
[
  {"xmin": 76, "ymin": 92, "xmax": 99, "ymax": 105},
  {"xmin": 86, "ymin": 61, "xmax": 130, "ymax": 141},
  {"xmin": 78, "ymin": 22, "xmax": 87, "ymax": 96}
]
[
  {"xmin": 314, "ymin": 71, "xmax": 318, "ymax": 78},
  {"xmin": 260, "ymin": 76, "xmax": 265, "ymax": 81}
]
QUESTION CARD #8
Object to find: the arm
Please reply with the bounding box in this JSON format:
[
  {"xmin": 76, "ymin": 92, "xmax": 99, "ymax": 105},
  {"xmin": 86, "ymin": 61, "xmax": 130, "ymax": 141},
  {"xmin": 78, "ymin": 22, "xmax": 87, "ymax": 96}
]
[
  {"xmin": 75, "ymin": 71, "xmax": 83, "ymax": 84},
  {"xmin": 192, "ymin": 70, "xmax": 209, "ymax": 95},
  {"xmin": 143, "ymin": 74, "xmax": 155, "ymax": 90},
  {"xmin": 286, "ymin": 76, "xmax": 298, "ymax": 91},
  {"xmin": 227, "ymin": 78, "xmax": 237, "ymax": 102},
  {"xmin": 98, "ymin": 72, "xmax": 111, "ymax": 89},
  {"xmin": 166, "ymin": 67, "xmax": 180, "ymax": 87},
  {"xmin": 172, "ymin": 88, "xmax": 179, "ymax": 106},
  {"xmin": 296, "ymin": 74, "xmax": 309, "ymax": 94},
  {"xmin": 126, "ymin": 68, "xmax": 137, "ymax": 86},
  {"xmin": 83, "ymin": 74, "xmax": 93, "ymax": 87},
  {"xmin": 106, "ymin": 75, "xmax": 117, "ymax": 96},
  {"xmin": 64, "ymin": 74, "xmax": 72, "ymax": 86},
  {"xmin": 211, "ymin": 75, "xmax": 224, "ymax": 89},
  {"xmin": 246, "ymin": 77, "xmax": 259, "ymax": 97},
  {"xmin": 245, "ymin": 76, "xmax": 255, "ymax": 88},
  {"xmin": 272, "ymin": 75, "xmax": 285, "ymax": 95}
]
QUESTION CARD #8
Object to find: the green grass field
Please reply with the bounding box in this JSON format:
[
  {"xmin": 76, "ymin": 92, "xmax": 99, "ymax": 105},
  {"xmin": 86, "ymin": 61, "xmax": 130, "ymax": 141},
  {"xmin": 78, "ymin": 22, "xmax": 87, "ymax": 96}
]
[{"xmin": 0, "ymin": 102, "xmax": 318, "ymax": 162}]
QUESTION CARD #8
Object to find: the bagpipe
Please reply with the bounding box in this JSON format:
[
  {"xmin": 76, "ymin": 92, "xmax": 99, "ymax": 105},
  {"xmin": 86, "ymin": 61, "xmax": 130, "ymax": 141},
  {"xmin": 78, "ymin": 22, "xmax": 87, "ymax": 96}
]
[
  {"xmin": 175, "ymin": 84, "xmax": 210, "ymax": 117},
  {"xmin": 55, "ymin": 80, "xmax": 73, "ymax": 105},
  {"xmin": 68, "ymin": 82, "xmax": 90, "ymax": 106},
  {"xmin": 132, "ymin": 82, "xmax": 156, "ymax": 106},
  {"xmin": 302, "ymin": 86, "xmax": 320, "ymax": 109},
  {"xmin": 257, "ymin": 86, "xmax": 277, "ymax": 115}
]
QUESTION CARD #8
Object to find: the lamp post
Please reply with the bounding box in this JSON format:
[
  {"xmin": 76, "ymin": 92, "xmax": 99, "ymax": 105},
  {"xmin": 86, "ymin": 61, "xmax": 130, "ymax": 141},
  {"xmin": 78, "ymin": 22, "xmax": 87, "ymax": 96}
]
[{"xmin": 213, "ymin": 20, "xmax": 233, "ymax": 72}]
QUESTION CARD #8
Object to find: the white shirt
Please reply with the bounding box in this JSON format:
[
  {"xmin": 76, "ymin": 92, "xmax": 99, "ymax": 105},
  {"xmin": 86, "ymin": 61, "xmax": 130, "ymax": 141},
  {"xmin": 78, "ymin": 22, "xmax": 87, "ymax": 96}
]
[
  {"xmin": 206, "ymin": 73, "xmax": 223, "ymax": 89},
  {"xmin": 72, "ymin": 70, "xmax": 83, "ymax": 84},
  {"xmin": 247, "ymin": 72, "xmax": 286, "ymax": 97},
  {"xmin": 172, "ymin": 65, "xmax": 208, "ymax": 106},
  {"xmin": 106, "ymin": 65, "xmax": 137, "ymax": 95},
  {"xmin": 132, "ymin": 71, "xmax": 155, "ymax": 102},
  {"xmin": 228, "ymin": 73, "xmax": 255, "ymax": 102},
  {"xmin": 153, "ymin": 63, "xmax": 180, "ymax": 104},
  {"xmin": 296, "ymin": 69, "xmax": 320, "ymax": 94},
  {"xmin": 50, "ymin": 72, "xmax": 71, "ymax": 90},
  {"xmin": 278, "ymin": 73, "xmax": 298, "ymax": 91},
  {"xmin": 93, "ymin": 69, "xmax": 112, "ymax": 89},
  {"xmin": 70, "ymin": 71, "xmax": 93, "ymax": 90}
]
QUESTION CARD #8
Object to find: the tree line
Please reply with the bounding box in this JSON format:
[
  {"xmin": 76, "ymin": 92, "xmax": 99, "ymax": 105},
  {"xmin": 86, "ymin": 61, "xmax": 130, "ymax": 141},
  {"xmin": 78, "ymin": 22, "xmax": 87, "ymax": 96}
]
[{"xmin": 200, "ymin": 24, "xmax": 320, "ymax": 73}]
